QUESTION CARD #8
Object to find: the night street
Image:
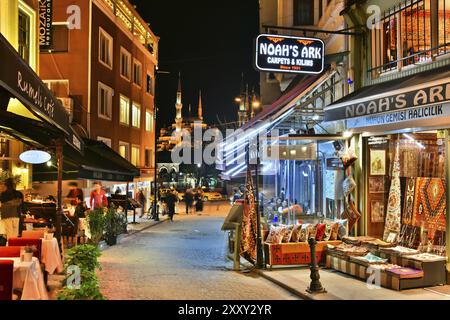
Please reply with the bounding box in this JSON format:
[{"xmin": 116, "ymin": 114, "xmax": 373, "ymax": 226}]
[{"xmin": 98, "ymin": 205, "xmax": 298, "ymax": 300}]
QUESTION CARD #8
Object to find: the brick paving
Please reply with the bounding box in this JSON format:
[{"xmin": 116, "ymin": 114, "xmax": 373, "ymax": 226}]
[{"xmin": 97, "ymin": 202, "xmax": 298, "ymax": 300}]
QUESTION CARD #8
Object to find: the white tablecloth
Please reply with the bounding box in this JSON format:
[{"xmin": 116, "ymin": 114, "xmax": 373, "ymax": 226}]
[
  {"xmin": 41, "ymin": 238, "xmax": 64, "ymax": 274},
  {"xmin": 0, "ymin": 257, "xmax": 49, "ymax": 300}
]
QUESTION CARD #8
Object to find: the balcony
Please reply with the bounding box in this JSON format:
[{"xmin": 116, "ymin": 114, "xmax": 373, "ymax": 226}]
[{"xmin": 102, "ymin": 0, "xmax": 158, "ymax": 59}]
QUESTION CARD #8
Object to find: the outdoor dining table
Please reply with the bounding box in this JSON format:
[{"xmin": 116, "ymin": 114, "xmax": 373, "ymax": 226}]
[
  {"xmin": 0, "ymin": 257, "xmax": 49, "ymax": 300},
  {"xmin": 41, "ymin": 237, "xmax": 64, "ymax": 274}
]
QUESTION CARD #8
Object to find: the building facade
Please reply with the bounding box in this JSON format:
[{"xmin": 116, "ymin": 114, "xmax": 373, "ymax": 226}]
[{"xmin": 39, "ymin": 0, "xmax": 159, "ymax": 200}]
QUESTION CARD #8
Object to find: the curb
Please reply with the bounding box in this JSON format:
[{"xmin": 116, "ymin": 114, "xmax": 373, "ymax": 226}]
[
  {"xmin": 253, "ymin": 269, "xmax": 314, "ymax": 300},
  {"xmin": 125, "ymin": 216, "xmax": 169, "ymax": 237}
]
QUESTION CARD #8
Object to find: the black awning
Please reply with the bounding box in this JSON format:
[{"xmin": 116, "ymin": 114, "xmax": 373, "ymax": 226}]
[
  {"xmin": 324, "ymin": 66, "xmax": 450, "ymax": 122},
  {"xmin": 33, "ymin": 139, "xmax": 140, "ymax": 182}
]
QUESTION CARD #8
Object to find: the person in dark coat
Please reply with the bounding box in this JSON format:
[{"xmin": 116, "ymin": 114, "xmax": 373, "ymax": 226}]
[
  {"xmin": 165, "ymin": 190, "xmax": 177, "ymax": 222},
  {"xmin": 184, "ymin": 189, "xmax": 194, "ymax": 214},
  {"xmin": 194, "ymin": 188, "xmax": 204, "ymax": 213}
]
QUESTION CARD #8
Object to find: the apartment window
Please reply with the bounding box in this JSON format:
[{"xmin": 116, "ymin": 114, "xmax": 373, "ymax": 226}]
[
  {"xmin": 120, "ymin": 47, "xmax": 131, "ymax": 80},
  {"xmin": 133, "ymin": 59, "xmax": 142, "ymax": 86},
  {"xmin": 50, "ymin": 24, "xmax": 69, "ymax": 52},
  {"xmin": 18, "ymin": 10, "xmax": 30, "ymax": 63},
  {"xmin": 120, "ymin": 95, "xmax": 130, "ymax": 125},
  {"xmin": 97, "ymin": 136, "xmax": 112, "ymax": 148},
  {"xmin": 145, "ymin": 149, "xmax": 152, "ymax": 167},
  {"xmin": 119, "ymin": 142, "xmax": 129, "ymax": 160},
  {"xmin": 99, "ymin": 28, "xmax": 113, "ymax": 69},
  {"xmin": 293, "ymin": 0, "xmax": 314, "ymax": 26},
  {"xmin": 146, "ymin": 73, "xmax": 154, "ymax": 95},
  {"xmin": 439, "ymin": 0, "xmax": 450, "ymax": 54},
  {"xmin": 131, "ymin": 146, "xmax": 140, "ymax": 167},
  {"xmin": 98, "ymin": 82, "xmax": 113, "ymax": 120},
  {"xmin": 145, "ymin": 111, "xmax": 153, "ymax": 132},
  {"xmin": 132, "ymin": 102, "xmax": 141, "ymax": 128}
]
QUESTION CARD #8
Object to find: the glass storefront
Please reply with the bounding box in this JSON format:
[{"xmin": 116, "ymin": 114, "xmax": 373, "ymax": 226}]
[
  {"xmin": 262, "ymin": 138, "xmax": 345, "ymax": 225},
  {"xmin": 364, "ymin": 131, "xmax": 447, "ymax": 255}
]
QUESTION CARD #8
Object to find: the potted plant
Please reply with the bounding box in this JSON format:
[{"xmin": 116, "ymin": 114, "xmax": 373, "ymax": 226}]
[
  {"xmin": 86, "ymin": 208, "xmax": 106, "ymax": 246},
  {"xmin": 104, "ymin": 208, "xmax": 122, "ymax": 246}
]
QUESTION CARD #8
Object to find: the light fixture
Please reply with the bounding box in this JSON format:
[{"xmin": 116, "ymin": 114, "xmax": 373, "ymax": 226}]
[
  {"xmin": 312, "ymin": 115, "xmax": 320, "ymax": 121},
  {"xmin": 234, "ymin": 97, "xmax": 242, "ymax": 103},
  {"xmin": 252, "ymin": 101, "xmax": 261, "ymax": 108},
  {"xmin": 47, "ymin": 161, "xmax": 53, "ymax": 167},
  {"xmin": 19, "ymin": 150, "xmax": 51, "ymax": 164}
]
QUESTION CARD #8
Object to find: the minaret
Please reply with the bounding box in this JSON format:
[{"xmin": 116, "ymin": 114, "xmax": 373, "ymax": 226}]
[
  {"xmin": 238, "ymin": 73, "xmax": 248, "ymax": 126},
  {"xmin": 175, "ymin": 72, "xmax": 183, "ymax": 132},
  {"xmin": 198, "ymin": 90, "xmax": 203, "ymax": 122}
]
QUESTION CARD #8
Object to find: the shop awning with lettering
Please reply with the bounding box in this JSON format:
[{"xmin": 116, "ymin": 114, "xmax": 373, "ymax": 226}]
[
  {"xmin": 324, "ymin": 66, "xmax": 450, "ymax": 128},
  {"xmin": 32, "ymin": 139, "xmax": 140, "ymax": 182},
  {"xmin": 0, "ymin": 33, "xmax": 83, "ymax": 152}
]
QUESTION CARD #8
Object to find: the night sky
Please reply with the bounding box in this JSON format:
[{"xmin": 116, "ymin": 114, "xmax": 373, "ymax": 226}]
[{"xmin": 129, "ymin": 0, "xmax": 260, "ymax": 132}]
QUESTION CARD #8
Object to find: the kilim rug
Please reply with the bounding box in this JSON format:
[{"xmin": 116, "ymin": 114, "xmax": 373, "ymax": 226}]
[
  {"xmin": 412, "ymin": 177, "xmax": 446, "ymax": 239},
  {"xmin": 240, "ymin": 166, "xmax": 257, "ymax": 263},
  {"xmin": 383, "ymin": 144, "xmax": 402, "ymax": 241},
  {"xmin": 403, "ymin": 178, "xmax": 416, "ymax": 225}
]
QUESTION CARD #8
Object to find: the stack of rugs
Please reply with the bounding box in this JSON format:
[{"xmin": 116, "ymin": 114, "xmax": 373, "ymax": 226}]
[{"xmin": 329, "ymin": 243, "xmax": 369, "ymax": 259}]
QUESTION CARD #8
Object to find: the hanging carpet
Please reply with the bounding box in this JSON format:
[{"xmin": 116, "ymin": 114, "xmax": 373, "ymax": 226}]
[
  {"xmin": 383, "ymin": 144, "xmax": 402, "ymax": 241},
  {"xmin": 240, "ymin": 166, "xmax": 258, "ymax": 263}
]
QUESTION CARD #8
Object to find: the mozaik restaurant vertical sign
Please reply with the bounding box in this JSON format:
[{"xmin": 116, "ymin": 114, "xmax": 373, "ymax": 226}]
[
  {"xmin": 39, "ymin": 0, "xmax": 53, "ymax": 50},
  {"xmin": 255, "ymin": 34, "xmax": 325, "ymax": 74}
]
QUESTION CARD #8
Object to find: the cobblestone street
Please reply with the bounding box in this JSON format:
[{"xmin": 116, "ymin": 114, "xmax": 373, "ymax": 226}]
[{"xmin": 97, "ymin": 204, "xmax": 298, "ymax": 300}]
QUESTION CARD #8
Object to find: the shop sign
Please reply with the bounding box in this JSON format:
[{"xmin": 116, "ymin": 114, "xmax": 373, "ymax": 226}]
[
  {"xmin": 0, "ymin": 33, "xmax": 69, "ymax": 135},
  {"xmin": 255, "ymin": 34, "xmax": 325, "ymax": 74},
  {"xmin": 347, "ymin": 102, "xmax": 450, "ymax": 129},
  {"xmin": 39, "ymin": 0, "xmax": 53, "ymax": 49},
  {"xmin": 19, "ymin": 150, "xmax": 51, "ymax": 164},
  {"xmin": 325, "ymin": 82, "xmax": 450, "ymax": 121}
]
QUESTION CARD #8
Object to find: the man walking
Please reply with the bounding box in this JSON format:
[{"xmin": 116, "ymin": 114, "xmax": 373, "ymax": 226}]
[
  {"xmin": 184, "ymin": 188, "xmax": 194, "ymax": 214},
  {"xmin": 166, "ymin": 189, "xmax": 177, "ymax": 222}
]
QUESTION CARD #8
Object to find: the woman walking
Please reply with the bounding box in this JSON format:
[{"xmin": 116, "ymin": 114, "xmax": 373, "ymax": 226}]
[{"xmin": 194, "ymin": 187, "xmax": 204, "ymax": 214}]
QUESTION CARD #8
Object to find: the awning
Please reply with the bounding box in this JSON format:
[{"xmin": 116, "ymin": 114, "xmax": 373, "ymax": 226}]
[
  {"xmin": 0, "ymin": 33, "xmax": 83, "ymax": 152},
  {"xmin": 33, "ymin": 139, "xmax": 140, "ymax": 182},
  {"xmin": 324, "ymin": 66, "xmax": 450, "ymax": 123}
]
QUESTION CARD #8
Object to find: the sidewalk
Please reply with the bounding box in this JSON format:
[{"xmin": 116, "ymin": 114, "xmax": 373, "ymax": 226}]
[
  {"xmin": 126, "ymin": 214, "xmax": 169, "ymax": 235},
  {"xmin": 255, "ymin": 267, "xmax": 450, "ymax": 300}
]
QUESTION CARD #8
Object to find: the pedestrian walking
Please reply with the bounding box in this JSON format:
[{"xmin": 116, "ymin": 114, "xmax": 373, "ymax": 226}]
[
  {"xmin": 165, "ymin": 189, "xmax": 178, "ymax": 222},
  {"xmin": 194, "ymin": 187, "xmax": 204, "ymax": 214},
  {"xmin": 184, "ymin": 188, "xmax": 194, "ymax": 214},
  {"xmin": 137, "ymin": 189, "xmax": 147, "ymax": 218}
]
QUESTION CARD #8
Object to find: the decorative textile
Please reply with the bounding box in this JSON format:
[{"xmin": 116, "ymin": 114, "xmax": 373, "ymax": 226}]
[
  {"xmin": 282, "ymin": 225, "xmax": 293, "ymax": 243},
  {"xmin": 322, "ymin": 224, "xmax": 333, "ymax": 241},
  {"xmin": 290, "ymin": 225, "xmax": 302, "ymax": 242},
  {"xmin": 383, "ymin": 143, "xmax": 402, "ymax": 241},
  {"xmin": 342, "ymin": 176, "xmax": 357, "ymax": 198},
  {"xmin": 265, "ymin": 225, "xmax": 286, "ymax": 245},
  {"xmin": 299, "ymin": 224, "xmax": 310, "ymax": 242},
  {"xmin": 240, "ymin": 167, "xmax": 258, "ymax": 262},
  {"xmin": 330, "ymin": 223, "xmax": 340, "ymax": 241},
  {"xmin": 386, "ymin": 267, "xmax": 424, "ymax": 279},
  {"xmin": 411, "ymin": 178, "xmax": 446, "ymax": 239},
  {"xmin": 403, "ymin": 178, "xmax": 416, "ymax": 225},
  {"xmin": 315, "ymin": 224, "xmax": 327, "ymax": 241},
  {"xmin": 308, "ymin": 224, "xmax": 318, "ymax": 240},
  {"xmin": 342, "ymin": 201, "xmax": 361, "ymax": 232}
]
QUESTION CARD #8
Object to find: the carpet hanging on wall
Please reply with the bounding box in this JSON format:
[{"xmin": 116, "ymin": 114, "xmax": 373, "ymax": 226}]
[
  {"xmin": 383, "ymin": 143, "xmax": 402, "ymax": 241},
  {"xmin": 412, "ymin": 177, "xmax": 446, "ymax": 239},
  {"xmin": 240, "ymin": 166, "xmax": 257, "ymax": 263}
]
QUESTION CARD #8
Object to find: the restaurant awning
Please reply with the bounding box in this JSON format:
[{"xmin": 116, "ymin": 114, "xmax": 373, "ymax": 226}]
[
  {"xmin": 33, "ymin": 139, "xmax": 140, "ymax": 182},
  {"xmin": 0, "ymin": 33, "xmax": 83, "ymax": 152},
  {"xmin": 324, "ymin": 66, "xmax": 450, "ymax": 124}
]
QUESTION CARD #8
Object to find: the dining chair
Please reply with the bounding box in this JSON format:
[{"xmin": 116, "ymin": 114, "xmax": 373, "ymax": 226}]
[
  {"xmin": 0, "ymin": 246, "xmax": 21, "ymax": 258},
  {"xmin": 7, "ymin": 238, "xmax": 42, "ymax": 260},
  {"xmin": 0, "ymin": 260, "xmax": 13, "ymax": 301},
  {"xmin": 22, "ymin": 230, "xmax": 46, "ymax": 239}
]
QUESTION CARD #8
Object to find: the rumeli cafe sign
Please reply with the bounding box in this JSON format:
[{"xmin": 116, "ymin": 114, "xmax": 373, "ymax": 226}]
[
  {"xmin": 325, "ymin": 82, "xmax": 450, "ymax": 127},
  {"xmin": 255, "ymin": 34, "xmax": 325, "ymax": 74},
  {"xmin": 39, "ymin": 0, "xmax": 53, "ymax": 49}
]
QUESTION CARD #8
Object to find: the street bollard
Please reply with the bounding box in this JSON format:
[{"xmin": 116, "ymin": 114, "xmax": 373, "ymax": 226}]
[{"xmin": 306, "ymin": 237, "xmax": 327, "ymax": 294}]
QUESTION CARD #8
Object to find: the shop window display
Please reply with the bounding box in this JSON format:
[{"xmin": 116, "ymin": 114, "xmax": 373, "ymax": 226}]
[
  {"xmin": 262, "ymin": 139, "xmax": 346, "ymax": 225},
  {"xmin": 365, "ymin": 132, "xmax": 446, "ymax": 256}
]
